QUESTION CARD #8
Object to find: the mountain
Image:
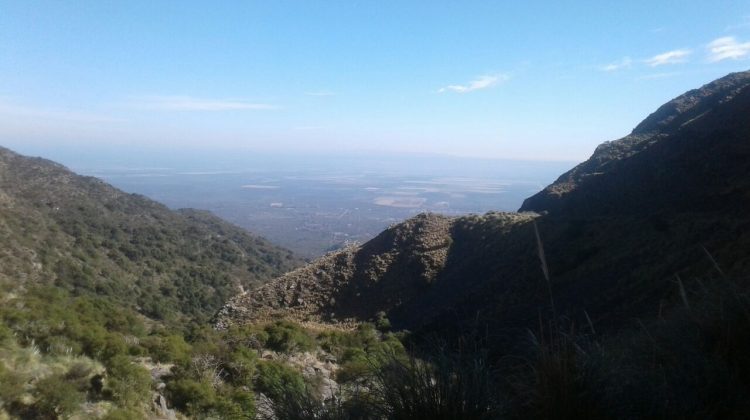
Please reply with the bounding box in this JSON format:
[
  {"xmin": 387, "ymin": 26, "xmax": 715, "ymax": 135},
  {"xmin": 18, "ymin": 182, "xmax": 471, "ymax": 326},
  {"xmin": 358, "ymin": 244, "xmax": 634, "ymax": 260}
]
[
  {"xmin": 521, "ymin": 70, "xmax": 750, "ymax": 217},
  {"xmin": 0, "ymin": 146, "xmax": 299, "ymax": 322},
  {"xmin": 219, "ymin": 70, "xmax": 750, "ymax": 345}
]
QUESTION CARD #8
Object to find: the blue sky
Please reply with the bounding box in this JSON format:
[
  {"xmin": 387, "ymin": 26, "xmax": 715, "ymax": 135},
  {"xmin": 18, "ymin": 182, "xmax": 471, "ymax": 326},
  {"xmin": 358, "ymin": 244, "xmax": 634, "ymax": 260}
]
[{"xmin": 1, "ymin": 1, "xmax": 750, "ymax": 162}]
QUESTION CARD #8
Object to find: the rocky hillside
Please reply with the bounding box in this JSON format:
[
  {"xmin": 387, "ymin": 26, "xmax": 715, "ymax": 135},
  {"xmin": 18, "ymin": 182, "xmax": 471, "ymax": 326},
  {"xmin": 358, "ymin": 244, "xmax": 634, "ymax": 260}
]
[
  {"xmin": 220, "ymin": 70, "xmax": 750, "ymax": 346},
  {"xmin": 218, "ymin": 211, "xmax": 541, "ymax": 331},
  {"xmin": 0, "ymin": 146, "xmax": 299, "ymax": 322},
  {"xmin": 219, "ymin": 213, "xmax": 520, "ymax": 326}
]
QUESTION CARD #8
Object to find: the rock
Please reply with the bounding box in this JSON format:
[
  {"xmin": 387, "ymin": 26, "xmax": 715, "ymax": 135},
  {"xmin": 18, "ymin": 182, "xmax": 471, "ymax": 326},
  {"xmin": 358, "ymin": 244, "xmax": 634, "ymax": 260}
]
[
  {"xmin": 152, "ymin": 393, "xmax": 176, "ymax": 420},
  {"xmin": 255, "ymin": 393, "xmax": 276, "ymax": 420}
]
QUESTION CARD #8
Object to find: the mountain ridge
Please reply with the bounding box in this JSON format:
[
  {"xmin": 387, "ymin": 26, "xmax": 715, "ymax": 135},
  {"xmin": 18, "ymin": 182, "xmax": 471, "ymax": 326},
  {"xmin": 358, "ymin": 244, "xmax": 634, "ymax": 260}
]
[{"xmin": 520, "ymin": 70, "xmax": 750, "ymax": 216}]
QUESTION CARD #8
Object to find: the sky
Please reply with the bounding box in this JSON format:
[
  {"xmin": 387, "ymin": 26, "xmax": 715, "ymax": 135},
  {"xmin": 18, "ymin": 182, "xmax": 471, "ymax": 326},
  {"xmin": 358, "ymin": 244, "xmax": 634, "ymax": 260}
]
[{"xmin": 1, "ymin": 1, "xmax": 750, "ymax": 163}]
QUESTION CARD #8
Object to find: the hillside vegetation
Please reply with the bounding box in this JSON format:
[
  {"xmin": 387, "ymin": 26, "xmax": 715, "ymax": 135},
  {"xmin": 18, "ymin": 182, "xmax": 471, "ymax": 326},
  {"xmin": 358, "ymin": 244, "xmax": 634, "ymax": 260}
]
[
  {"xmin": 0, "ymin": 146, "xmax": 299, "ymax": 323},
  {"xmin": 0, "ymin": 147, "xmax": 307, "ymax": 418}
]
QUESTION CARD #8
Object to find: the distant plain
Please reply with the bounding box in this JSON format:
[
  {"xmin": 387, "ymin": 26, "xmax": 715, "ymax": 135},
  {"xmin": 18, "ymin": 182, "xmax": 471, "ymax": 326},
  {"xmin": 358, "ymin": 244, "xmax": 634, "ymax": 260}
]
[{"xmin": 62, "ymin": 151, "xmax": 572, "ymax": 257}]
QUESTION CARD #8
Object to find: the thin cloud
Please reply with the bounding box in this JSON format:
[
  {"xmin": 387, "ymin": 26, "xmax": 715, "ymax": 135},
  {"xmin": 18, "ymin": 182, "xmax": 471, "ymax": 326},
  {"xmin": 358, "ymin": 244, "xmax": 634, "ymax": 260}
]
[
  {"xmin": 130, "ymin": 95, "xmax": 279, "ymax": 111},
  {"xmin": 725, "ymin": 16, "xmax": 750, "ymax": 32},
  {"xmin": 637, "ymin": 72, "xmax": 680, "ymax": 81},
  {"xmin": 600, "ymin": 57, "xmax": 632, "ymax": 72},
  {"xmin": 645, "ymin": 49, "xmax": 692, "ymax": 66},
  {"xmin": 707, "ymin": 36, "xmax": 750, "ymax": 62},
  {"xmin": 438, "ymin": 74, "xmax": 509, "ymax": 94},
  {"xmin": 0, "ymin": 99, "xmax": 123, "ymax": 123},
  {"xmin": 305, "ymin": 91, "xmax": 336, "ymax": 97}
]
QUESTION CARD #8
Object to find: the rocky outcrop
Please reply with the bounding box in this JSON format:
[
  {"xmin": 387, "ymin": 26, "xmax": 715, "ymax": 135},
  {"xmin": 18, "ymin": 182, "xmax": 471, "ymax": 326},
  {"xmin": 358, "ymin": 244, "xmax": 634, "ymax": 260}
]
[
  {"xmin": 217, "ymin": 212, "xmax": 538, "ymax": 332},
  {"xmin": 217, "ymin": 213, "xmax": 456, "ymax": 327}
]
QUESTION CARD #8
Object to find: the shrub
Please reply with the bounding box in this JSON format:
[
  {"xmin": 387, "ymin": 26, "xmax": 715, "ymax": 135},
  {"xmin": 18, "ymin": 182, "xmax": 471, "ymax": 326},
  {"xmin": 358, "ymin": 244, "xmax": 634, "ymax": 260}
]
[
  {"xmin": 375, "ymin": 311, "xmax": 392, "ymax": 332},
  {"xmin": 264, "ymin": 321, "xmax": 315, "ymax": 353},
  {"xmin": 511, "ymin": 322, "xmax": 601, "ymax": 420},
  {"xmin": 255, "ymin": 360, "xmax": 306, "ymax": 401},
  {"xmin": 0, "ymin": 323, "xmax": 11, "ymax": 343},
  {"xmin": 584, "ymin": 275, "xmax": 750, "ymax": 419},
  {"xmin": 143, "ymin": 333, "xmax": 192, "ymax": 364},
  {"xmin": 229, "ymin": 388, "xmax": 256, "ymax": 416},
  {"xmin": 166, "ymin": 378, "xmax": 217, "ymax": 416},
  {"xmin": 0, "ymin": 367, "xmax": 26, "ymax": 411},
  {"xmin": 211, "ymin": 389, "xmax": 256, "ymax": 419},
  {"xmin": 337, "ymin": 348, "xmax": 370, "ymax": 383},
  {"xmin": 104, "ymin": 355, "xmax": 152, "ymax": 406},
  {"xmin": 225, "ymin": 347, "xmax": 258, "ymax": 386},
  {"xmin": 368, "ymin": 349, "xmax": 502, "ymax": 420},
  {"xmin": 31, "ymin": 374, "xmax": 85, "ymax": 419},
  {"xmin": 103, "ymin": 407, "xmax": 144, "ymax": 420}
]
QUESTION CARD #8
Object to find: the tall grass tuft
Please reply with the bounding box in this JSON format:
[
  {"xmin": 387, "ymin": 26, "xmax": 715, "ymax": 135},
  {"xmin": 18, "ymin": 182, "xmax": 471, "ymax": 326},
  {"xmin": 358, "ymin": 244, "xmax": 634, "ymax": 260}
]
[
  {"xmin": 260, "ymin": 345, "xmax": 502, "ymax": 420},
  {"xmin": 368, "ymin": 346, "xmax": 502, "ymax": 420}
]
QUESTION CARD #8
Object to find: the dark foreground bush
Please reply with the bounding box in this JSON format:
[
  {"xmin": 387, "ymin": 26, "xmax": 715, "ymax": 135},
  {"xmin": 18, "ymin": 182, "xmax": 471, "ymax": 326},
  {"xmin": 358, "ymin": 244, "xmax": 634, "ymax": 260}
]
[
  {"xmin": 586, "ymin": 275, "xmax": 750, "ymax": 419},
  {"xmin": 31, "ymin": 373, "xmax": 86, "ymax": 419},
  {"xmin": 370, "ymin": 348, "xmax": 502, "ymax": 420},
  {"xmin": 260, "ymin": 346, "xmax": 502, "ymax": 420},
  {"xmin": 259, "ymin": 272, "xmax": 750, "ymax": 420}
]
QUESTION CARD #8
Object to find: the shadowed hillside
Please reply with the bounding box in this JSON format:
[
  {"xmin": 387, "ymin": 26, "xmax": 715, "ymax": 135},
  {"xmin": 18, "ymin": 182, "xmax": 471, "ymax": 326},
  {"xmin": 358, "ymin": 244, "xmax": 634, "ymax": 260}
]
[
  {"xmin": 218, "ymin": 212, "xmax": 536, "ymax": 329},
  {"xmin": 520, "ymin": 70, "xmax": 750, "ymax": 217}
]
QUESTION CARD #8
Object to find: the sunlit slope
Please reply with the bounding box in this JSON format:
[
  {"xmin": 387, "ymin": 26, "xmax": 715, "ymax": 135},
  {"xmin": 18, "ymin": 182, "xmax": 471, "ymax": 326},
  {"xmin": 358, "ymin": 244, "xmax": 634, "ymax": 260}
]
[{"xmin": 0, "ymin": 146, "xmax": 299, "ymax": 322}]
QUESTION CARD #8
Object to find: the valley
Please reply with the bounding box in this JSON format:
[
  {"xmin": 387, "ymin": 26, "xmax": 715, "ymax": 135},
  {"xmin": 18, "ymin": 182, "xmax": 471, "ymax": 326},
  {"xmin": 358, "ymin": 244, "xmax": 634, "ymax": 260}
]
[{"xmin": 70, "ymin": 157, "xmax": 570, "ymax": 258}]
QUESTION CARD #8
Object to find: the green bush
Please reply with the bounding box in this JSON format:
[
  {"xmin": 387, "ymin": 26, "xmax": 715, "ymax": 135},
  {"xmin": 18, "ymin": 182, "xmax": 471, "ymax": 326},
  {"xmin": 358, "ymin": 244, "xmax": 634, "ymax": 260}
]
[
  {"xmin": 226, "ymin": 347, "xmax": 258, "ymax": 386},
  {"xmin": 0, "ymin": 323, "xmax": 11, "ymax": 343},
  {"xmin": 338, "ymin": 347, "xmax": 371, "ymax": 382},
  {"xmin": 264, "ymin": 321, "xmax": 315, "ymax": 353},
  {"xmin": 317, "ymin": 323, "xmax": 379, "ymax": 356},
  {"xmin": 224, "ymin": 324, "xmax": 269, "ymax": 350},
  {"xmin": 227, "ymin": 388, "xmax": 256, "ymax": 418},
  {"xmin": 84, "ymin": 332, "xmax": 128, "ymax": 362},
  {"xmin": 166, "ymin": 378, "xmax": 217, "ymax": 416},
  {"xmin": 143, "ymin": 333, "xmax": 192, "ymax": 364},
  {"xmin": 103, "ymin": 407, "xmax": 145, "ymax": 420},
  {"xmin": 32, "ymin": 374, "xmax": 86, "ymax": 419},
  {"xmin": 375, "ymin": 311, "xmax": 392, "ymax": 332},
  {"xmin": 255, "ymin": 360, "xmax": 306, "ymax": 401},
  {"xmin": 104, "ymin": 355, "xmax": 152, "ymax": 407},
  {"xmin": 0, "ymin": 367, "xmax": 26, "ymax": 410},
  {"xmin": 211, "ymin": 389, "xmax": 256, "ymax": 420}
]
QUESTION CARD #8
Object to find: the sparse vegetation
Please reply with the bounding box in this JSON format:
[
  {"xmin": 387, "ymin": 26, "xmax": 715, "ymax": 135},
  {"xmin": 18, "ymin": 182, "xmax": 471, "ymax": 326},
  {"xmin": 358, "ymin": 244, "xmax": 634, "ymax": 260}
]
[{"xmin": 231, "ymin": 260, "xmax": 749, "ymax": 420}]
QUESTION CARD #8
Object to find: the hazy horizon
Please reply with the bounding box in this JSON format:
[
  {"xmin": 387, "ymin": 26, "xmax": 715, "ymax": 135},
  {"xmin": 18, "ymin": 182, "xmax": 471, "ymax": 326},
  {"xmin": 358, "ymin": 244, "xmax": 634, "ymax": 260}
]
[{"xmin": 25, "ymin": 146, "xmax": 572, "ymax": 257}]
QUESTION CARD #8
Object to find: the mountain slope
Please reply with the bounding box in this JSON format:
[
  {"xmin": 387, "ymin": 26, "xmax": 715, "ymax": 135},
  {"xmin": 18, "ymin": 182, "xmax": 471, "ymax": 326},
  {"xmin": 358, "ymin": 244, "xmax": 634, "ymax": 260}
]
[
  {"xmin": 219, "ymin": 70, "xmax": 750, "ymax": 346},
  {"xmin": 218, "ymin": 212, "xmax": 536, "ymax": 328},
  {"xmin": 0, "ymin": 146, "xmax": 299, "ymax": 322},
  {"xmin": 520, "ymin": 70, "xmax": 750, "ymax": 217}
]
